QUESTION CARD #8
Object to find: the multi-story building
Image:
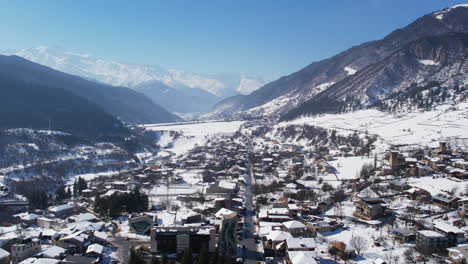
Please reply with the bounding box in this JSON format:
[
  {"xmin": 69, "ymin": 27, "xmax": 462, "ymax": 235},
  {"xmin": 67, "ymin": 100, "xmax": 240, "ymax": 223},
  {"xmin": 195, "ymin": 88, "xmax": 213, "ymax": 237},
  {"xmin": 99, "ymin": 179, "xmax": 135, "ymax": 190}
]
[
  {"xmin": 10, "ymin": 237, "xmax": 41, "ymax": 264},
  {"xmin": 433, "ymin": 193, "xmax": 459, "ymax": 209},
  {"xmin": 416, "ymin": 230, "xmax": 449, "ymax": 253},
  {"xmin": 150, "ymin": 226, "xmax": 215, "ymax": 255},
  {"xmin": 217, "ymin": 209, "xmax": 238, "ymax": 257},
  {"xmin": 354, "ymin": 198, "xmax": 385, "ymax": 220}
]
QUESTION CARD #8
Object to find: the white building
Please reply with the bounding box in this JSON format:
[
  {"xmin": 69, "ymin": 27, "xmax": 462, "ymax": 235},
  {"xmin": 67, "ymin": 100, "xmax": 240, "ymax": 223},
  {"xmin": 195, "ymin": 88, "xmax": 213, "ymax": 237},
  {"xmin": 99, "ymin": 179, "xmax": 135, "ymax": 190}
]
[{"xmin": 10, "ymin": 238, "xmax": 41, "ymax": 264}]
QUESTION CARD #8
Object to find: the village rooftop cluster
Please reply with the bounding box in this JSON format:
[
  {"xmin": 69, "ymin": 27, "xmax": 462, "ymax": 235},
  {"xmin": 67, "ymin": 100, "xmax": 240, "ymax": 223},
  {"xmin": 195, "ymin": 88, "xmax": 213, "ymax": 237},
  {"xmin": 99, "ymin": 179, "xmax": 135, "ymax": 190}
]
[{"xmin": 0, "ymin": 120, "xmax": 467, "ymax": 264}]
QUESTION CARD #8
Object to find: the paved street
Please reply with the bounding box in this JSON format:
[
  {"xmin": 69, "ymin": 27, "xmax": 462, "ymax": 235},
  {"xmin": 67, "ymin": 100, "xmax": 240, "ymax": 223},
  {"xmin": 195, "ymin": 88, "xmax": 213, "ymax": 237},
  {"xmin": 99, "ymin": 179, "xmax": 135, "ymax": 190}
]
[{"xmin": 239, "ymin": 136, "xmax": 264, "ymax": 264}]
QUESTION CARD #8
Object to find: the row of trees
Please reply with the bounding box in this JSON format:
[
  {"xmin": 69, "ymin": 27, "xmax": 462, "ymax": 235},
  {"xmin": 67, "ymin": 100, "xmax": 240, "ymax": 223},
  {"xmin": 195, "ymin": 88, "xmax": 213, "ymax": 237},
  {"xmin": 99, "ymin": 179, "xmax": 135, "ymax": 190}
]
[
  {"xmin": 55, "ymin": 177, "xmax": 89, "ymax": 202},
  {"xmin": 94, "ymin": 187, "xmax": 149, "ymax": 217},
  {"xmin": 55, "ymin": 185, "xmax": 72, "ymax": 202},
  {"xmin": 73, "ymin": 177, "xmax": 88, "ymax": 196},
  {"xmin": 27, "ymin": 177, "xmax": 89, "ymax": 209}
]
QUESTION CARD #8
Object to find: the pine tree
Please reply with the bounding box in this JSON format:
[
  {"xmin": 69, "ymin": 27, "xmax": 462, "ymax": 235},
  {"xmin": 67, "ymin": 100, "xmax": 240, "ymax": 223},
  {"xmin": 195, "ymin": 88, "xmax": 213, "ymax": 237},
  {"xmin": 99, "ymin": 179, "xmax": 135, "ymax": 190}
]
[
  {"xmin": 73, "ymin": 180, "xmax": 77, "ymax": 197},
  {"xmin": 108, "ymin": 194, "xmax": 122, "ymax": 218},
  {"xmin": 28, "ymin": 190, "xmax": 48, "ymax": 209},
  {"xmin": 94, "ymin": 194, "xmax": 106, "ymax": 216},
  {"xmin": 55, "ymin": 185, "xmax": 67, "ymax": 202},
  {"xmin": 75, "ymin": 177, "xmax": 87, "ymax": 194},
  {"xmin": 66, "ymin": 187, "xmax": 72, "ymax": 199}
]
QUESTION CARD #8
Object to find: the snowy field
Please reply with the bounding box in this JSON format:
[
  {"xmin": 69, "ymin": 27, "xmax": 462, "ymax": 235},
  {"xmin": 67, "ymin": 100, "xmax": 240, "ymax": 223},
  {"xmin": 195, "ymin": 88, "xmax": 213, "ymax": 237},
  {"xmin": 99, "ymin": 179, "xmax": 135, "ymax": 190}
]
[
  {"xmin": 406, "ymin": 175, "xmax": 465, "ymax": 196},
  {"xmin": 142, "ymin": 120, "xmax": 245, "ymax": 136},
  {"xmin": 176, "ymin": 169, "xmax": 204, "ymax": 185},
  {"xmin": 142, "ymin": 121, "xmax": 245, "ymax": 156},
  {"xmin": 279, "ymin": 101, "xmax": 468, "ymax": 151},
  {"xmin": 327, "ymin": 156, "xmax": 374, "ymax": 180}
]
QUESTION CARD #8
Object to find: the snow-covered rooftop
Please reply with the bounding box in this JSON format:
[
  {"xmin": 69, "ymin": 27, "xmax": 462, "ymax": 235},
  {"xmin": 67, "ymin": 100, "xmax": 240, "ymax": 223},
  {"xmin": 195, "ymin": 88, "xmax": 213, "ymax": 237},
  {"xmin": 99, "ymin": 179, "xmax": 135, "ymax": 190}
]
[
  {"xmin": 286, "ymin": 237, "xmax": 317, "ymax": 249},
  {"xmin": 287, "ymin": 251, "xmax": 318, "ymax": 264},
  {"xmin": 37, "ymin": 246, "xmax": 66, "ymax": 259},
  {"xmin": 282, "ymin": 220, "xmax": 306, "ymax": 230},
  {"xmin": 0, "ymin": 248, "xmax": 10, "ymax": 259},
  {"xmin": 215, "ymin": 208, "xmax": 237, "ymax": 219},
  {"xmin": 417, "ymin": 230, "xmax": 445, "ymax": 238},
  {"xmin": 86, "ymin": 243, "xmax": 104, "ymax": 255},
  {"xmin": 19, "ymin": 258, "xmax": 60, "ymax": 264},
  {"xmin": 266, "ymin": 230, "xmax": 293, "ymax": 241}
]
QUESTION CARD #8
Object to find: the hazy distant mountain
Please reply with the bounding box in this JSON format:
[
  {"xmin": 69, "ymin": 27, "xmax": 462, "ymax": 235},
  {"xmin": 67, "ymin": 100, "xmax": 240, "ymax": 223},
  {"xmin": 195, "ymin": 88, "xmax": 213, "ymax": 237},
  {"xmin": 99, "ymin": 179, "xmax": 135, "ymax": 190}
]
[
  {"xmin": 3, "ymin": 46, "xmax": 267, "ymax": 113},
  {"xmin": 134, "ymin": 80, "xmax": 220, "ymax": 113},
  {"xmin": 0, "ymin": 55, "xmax": 180, "ymax": 126},
  {"xmin": 203, "ymin": 4, "xmax": 468, "ymax": 120}
]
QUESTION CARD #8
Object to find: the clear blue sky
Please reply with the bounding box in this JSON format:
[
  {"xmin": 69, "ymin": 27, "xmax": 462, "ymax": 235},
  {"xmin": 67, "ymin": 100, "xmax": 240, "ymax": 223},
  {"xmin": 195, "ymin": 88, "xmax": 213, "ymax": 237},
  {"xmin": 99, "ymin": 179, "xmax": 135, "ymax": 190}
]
[{"xmin": 0, "ymin": 0, "xmax": 464, "ymax": 78}]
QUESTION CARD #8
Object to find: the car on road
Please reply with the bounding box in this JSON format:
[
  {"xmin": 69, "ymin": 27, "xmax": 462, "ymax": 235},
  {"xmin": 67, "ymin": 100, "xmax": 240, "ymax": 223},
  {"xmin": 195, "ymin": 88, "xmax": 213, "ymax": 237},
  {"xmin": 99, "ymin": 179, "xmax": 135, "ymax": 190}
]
[{"xmin": 235, "ymin": 258, "xmax": 244, "ymax": 263}]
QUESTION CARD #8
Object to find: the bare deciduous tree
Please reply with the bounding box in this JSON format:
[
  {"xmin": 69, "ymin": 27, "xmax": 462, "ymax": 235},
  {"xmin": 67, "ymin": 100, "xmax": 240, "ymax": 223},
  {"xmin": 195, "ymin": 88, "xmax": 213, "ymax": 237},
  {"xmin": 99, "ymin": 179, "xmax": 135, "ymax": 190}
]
[
  {"xmin": 403, "ymin": 248, "xmax": 417, "ymax": 264},
  {"xmin": 334, "ymin": 203, "xmax": 344, "ymax": 220},
  {"xmin": 350, "ymin": 235, "xmax": 368, "ymax": 255}
]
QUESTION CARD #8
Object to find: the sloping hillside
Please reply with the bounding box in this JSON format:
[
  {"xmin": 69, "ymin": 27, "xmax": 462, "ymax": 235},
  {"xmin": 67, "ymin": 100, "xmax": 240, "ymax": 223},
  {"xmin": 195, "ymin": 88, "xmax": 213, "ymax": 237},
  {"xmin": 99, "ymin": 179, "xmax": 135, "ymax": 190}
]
[
  {"xmin": 0, "ymin": 76, "xmax": 128, "ymax": 138},
  {"xmin": 283, "ymin": 33, "xmax": 468, "ymax": 119},
  {"xmin": 0, "ymin": 55, "xmax": 180, "ymax": 124},
  {"xmin": 205, "ymin": 5, "xmax": 468, "ymax": 120}
]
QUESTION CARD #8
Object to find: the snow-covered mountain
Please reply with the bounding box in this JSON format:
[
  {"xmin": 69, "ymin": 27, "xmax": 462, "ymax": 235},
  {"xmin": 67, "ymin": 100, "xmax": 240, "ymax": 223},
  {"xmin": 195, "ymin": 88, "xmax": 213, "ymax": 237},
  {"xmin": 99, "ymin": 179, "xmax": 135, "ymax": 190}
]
[
  {"xmin": 2, "ymin": 46, "xmax": 266, "ymax": 113},
  {"xmin": 283, "ymin": 32, "xmax": 468, "ymax": 120},
  {"xmin": 203, "ymin": 4, "xmax": 468, "ymax": 120},
  {"xmin": 0, "ymin": 55, "xmax": 180, "ymax": 126}
]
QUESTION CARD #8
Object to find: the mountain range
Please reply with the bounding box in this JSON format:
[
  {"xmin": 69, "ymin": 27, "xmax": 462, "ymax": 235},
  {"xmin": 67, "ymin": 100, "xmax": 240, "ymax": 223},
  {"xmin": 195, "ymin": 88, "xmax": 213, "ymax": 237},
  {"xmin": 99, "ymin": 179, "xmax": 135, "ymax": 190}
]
[
  {"xmin": 0, "ymin": 55, "xmax": 179, "ymax": 138},
  {"xmin": 202, "ymin": 4, "xmax": 468, "ymax": 120},
  {"xmin": 1, "ymin": 4, "xmax": 466, "ymax": 129},
  {"xmin": 2, "ymin": 47, "xmax": 267, "ymax": 114}
]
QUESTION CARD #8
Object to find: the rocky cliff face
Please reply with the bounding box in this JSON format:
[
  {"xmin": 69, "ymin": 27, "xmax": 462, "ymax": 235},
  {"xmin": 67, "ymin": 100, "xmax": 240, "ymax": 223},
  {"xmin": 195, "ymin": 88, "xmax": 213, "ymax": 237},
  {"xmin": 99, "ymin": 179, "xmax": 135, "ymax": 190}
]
[
  {"xmin": 204, "ymin": 5, "xmax": 468, "ymax": 120},
  {"xmin": 282, "ymin": 33, "xmax": 468, "ymax": 119}
]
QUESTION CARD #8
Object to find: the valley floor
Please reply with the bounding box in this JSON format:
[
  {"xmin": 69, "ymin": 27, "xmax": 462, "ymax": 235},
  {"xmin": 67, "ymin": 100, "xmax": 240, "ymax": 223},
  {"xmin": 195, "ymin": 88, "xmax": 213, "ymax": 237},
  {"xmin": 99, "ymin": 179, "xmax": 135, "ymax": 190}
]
[{"xmin": 1, "ymin": 104, "xmax": 467, "ymax": 264}]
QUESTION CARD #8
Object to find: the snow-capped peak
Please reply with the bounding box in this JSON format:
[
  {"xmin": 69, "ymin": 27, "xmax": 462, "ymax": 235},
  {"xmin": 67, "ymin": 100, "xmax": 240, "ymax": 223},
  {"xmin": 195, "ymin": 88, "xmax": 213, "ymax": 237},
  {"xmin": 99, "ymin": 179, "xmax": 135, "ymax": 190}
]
[
  {"xmin": 3, "ymin": 46, "xmax": 266, "ymax": 98},
  {"xmin": 433, "ymin": 4, "xmax": 468, "ymax": 20},
  {"xmin": 237, "ymin": 75, "xmax": 267, "ymax": 95}
]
